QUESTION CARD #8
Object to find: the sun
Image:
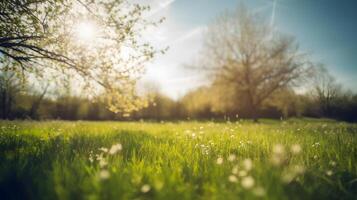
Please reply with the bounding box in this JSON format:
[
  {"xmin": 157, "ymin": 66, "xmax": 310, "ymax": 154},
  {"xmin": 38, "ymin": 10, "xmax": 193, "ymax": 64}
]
[{"xmin": 75, "ymin": 21, "xmax": 97, "ymax": 41}]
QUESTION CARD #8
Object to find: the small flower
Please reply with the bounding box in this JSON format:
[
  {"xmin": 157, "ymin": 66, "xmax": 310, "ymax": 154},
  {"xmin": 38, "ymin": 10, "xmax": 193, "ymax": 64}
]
[
  {"xmin": 329, "ymin": 161, "xmax": 336, "ymax": 167},
  {"xmin": 109, "ymin": 143, "xmax": 122, "ymax": 155},
  {"xmin": 313, "ymin": 155, "xmax": 318, "ymax": 160},
  {"xmin": 99, "ymin": 159, "xmax": 108, "ymax": 168},
  {"xmin": 99, "ymin": 147, "xmax": 108, "ymax": 153},
  {"xmin": 290, "ymin": 144, "xmax": 302, "ymax": 154},
  {"xmin": 312, "ymin": 142, "xmax": 320, "ymax": 148},
  {"xmin": 253, "ymin": 186, "xmax": 266, "ymax": 197},
  {"xmin": 273, "ymin": 144, "xmax": 285, "ymax": 155},
  {"xmin": 241, "ymin": 176, "xmax": 255, "ymax": 189},
  {"xmin": 293, "ymin": 165, "xmax": 305, "ymax": 174},
  {"xmin": 281, "ymin": 172, "xmax": 295, "ymax": 183},
  {"xmin": 216, "ymin": 157, "xmax": 224, "ymax": 165},
  {"xmin": 228, "ymin": 175, "xmax": 238, "ymax": 183},
  {"xmin": 141, "ymin": 184, "xmax": 151, "ymax": 193},
  {"xmin": 238, "ymin": 170, "xmax": 248, "ymax": 177},
  {"xmin": 99, "ymin": 170, "xmax": 110, "ymax": 180},
  {"xmin": 232, "ymin": 165, "xmax": 239, "ymax": 174},
  {"xmin": 243, "ymin": 158, "xmax": 253, "ymax": 171},
  {"xmin": 228, "ymin": 154, "xmax": 236, "ymax": 162},
  {"xmin": 326, "ymin": 170, "xmax": 333, "ymax": 176},
  {"xmin": 96, "ymin": 153, "xmax": 104, "ymax": 161}
]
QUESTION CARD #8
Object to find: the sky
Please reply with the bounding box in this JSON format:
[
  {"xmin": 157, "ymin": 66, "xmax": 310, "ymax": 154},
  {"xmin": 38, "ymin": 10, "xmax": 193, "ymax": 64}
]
[{"xmin": 140, "ymin": 0, "xmax": 357, "ymax": 99}]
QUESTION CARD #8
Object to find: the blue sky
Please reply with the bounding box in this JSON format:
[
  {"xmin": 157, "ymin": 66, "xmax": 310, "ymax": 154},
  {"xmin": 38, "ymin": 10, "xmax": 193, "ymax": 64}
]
[{"xmin": 141, "ymin": 0, "xmax": 357, "ymax": 98}]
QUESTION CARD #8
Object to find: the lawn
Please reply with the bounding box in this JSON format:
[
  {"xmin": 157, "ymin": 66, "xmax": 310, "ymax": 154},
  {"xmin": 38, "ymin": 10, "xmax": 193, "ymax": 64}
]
[{"xmin": 0, "ymin": 119, "xmax": 356, "ymax": 200}]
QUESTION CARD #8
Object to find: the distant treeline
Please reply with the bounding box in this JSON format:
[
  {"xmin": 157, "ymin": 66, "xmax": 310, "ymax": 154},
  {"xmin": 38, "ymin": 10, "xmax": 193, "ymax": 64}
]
[{"xmin": 1, "ymin": 81, "xmax": 357, "ymax": 122}]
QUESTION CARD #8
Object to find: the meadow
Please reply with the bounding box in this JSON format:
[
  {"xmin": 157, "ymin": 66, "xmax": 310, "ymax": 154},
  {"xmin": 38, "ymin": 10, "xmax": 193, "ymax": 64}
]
[{"xmin": 0, "ymin": 119, "xmax": 356, "ymax": 200}]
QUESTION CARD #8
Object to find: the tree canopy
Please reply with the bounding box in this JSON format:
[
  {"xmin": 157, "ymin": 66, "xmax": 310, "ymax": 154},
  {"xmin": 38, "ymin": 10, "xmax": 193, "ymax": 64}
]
[
  {"xmin": 0, "ymin": 0, "xmax": 164, "ymax": 114},
  {"xmin": 199, "ymin": 6, "xmax": 314, "ymax": 121}
]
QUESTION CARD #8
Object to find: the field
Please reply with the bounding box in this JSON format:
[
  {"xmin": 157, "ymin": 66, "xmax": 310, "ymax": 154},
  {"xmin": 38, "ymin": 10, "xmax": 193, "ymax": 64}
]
[{"xmin": 0, "ymin": 119, "xmax": 356, "ymax": 200}]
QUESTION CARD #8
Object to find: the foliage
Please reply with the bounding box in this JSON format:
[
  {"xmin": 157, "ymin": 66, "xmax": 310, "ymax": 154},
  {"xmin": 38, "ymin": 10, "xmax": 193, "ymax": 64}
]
[
  {"xmin": 0, "ymin": 120, "xmax": 356, "ymax": 199},
  {"xmin": 0, "ymin": 0, "xmax": 164, "ymax": 114}
]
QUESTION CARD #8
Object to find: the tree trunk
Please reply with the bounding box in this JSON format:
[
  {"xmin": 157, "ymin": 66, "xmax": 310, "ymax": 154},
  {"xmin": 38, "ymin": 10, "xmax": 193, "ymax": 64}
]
[
  {"xmin": 29, "ymin": 84, "xmax": 49, "ymax": 119},
  {"xmin": 251, "ymin": 105, "xmax": 259, "ymax": 123}
]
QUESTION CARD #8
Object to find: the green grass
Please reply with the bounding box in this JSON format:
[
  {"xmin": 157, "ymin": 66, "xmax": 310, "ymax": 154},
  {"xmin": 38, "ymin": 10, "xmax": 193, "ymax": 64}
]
[{"xmin": 0, "ymin": 119, "xmax": 356, "ymax": 200}]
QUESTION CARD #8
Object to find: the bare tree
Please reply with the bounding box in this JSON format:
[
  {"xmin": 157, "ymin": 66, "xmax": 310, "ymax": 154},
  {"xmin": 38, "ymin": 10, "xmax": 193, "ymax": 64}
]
[
  {"xmin": 311, "ymin": 66, "xmax": 342, "ymax": 116},
  {"xmin": 200, "ymin": 6, "xmax": 313, "ymax": 121}
]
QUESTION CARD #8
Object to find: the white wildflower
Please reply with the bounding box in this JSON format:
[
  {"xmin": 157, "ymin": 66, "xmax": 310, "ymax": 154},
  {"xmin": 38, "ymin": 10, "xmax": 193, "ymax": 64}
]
[
  {"xmin": 243, "ymin": 158, "xmax": 253, "ymax": 171},
  {"xmin": 232, "ymin": 165, "xmax": 239, "ymax": 174},
  {"xmin": 99, "ymin": 159, "xmax": 108, "ymax": 168},
  {"xmin": 253, "ymin": 186, "xmax": 266, "ymax": 197},
  {"xmin": 109, "ymin": 143, "xmax": 122, "ymax": 155},
  {"xmin": 271, "ymin": 144, "xmax": 287, "ymax": 166},
  {"xmin": 241, "ymin": 176, "xmax": 255, "ymax": 189},
  {"xmin": 273, "ymin": 144, "xmax": 285, "ymax": 155},
  {"xmin": 228, "ymin": 175, "xmax": 238, "ymax": 183},
  {"xmin": 141, "ymin": 184, "xmax": 151, "ymax": 193},
  {"xmin": 293, "ymin": 165, "xmax": 305, "ymax": 174},
  {"xmin": 99, "ymin": 147, "xmax": 108, "ymax": 153},
  {"xmin": 216, "ymin": 157, "xmax": 224, "ymax": 165},
  {"xmin": 329, "ymin": 161, "xmax": 336, "ymax": 167},
  {"xmin": 228, "ymin": 154, "xmax": 236, "ymax": 162},
  {"xmin": 99, "ymin": 170, "xmax": 110, "ymax": 180},
  {"xmin": 282, "ymin": 172, "xmax": 295, "ymax": 183},
  {"xmin": 238, "ymin": 170, "xmax": 248, "ymax": 177},
  {"xmin": 290, "ymin": 144, "xmax": 302, "ymax": 154},
  {"xmin": 326, "ymin": 170, "xmax": 333, "ymax": 176}
]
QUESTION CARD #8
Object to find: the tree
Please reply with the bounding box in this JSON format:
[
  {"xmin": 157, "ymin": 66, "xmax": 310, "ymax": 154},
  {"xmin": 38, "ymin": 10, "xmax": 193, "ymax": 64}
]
[
  {"xmin": 0, "ymin": 62, "xmax": 25, "ymax": 119},
  {"xmin": 311, "ymin": 66, "xmax": 342, "ymax": 117},
  {"xmin": 0, "ymin": 0, "xmax": 164, "ymax": 114},
  {"xmin": 28, "ymin": 83, "xmax": 49, "ymax": 119},
  {"xmin": 200, "ymin": 6, "xmax": 313, "ymax": 121}
]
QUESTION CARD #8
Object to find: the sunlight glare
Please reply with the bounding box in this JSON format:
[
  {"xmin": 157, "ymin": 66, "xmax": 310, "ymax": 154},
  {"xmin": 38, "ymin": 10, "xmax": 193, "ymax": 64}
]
[{"xmin": 75, "ymin": 21, "xmax": 97, "ymax": 41}]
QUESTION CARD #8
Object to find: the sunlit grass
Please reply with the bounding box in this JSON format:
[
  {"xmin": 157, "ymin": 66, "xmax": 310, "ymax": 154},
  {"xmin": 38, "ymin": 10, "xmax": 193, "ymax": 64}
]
[{"xmin": 0, "ymin": 119, "xmax": 356, "ymax": 199}]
